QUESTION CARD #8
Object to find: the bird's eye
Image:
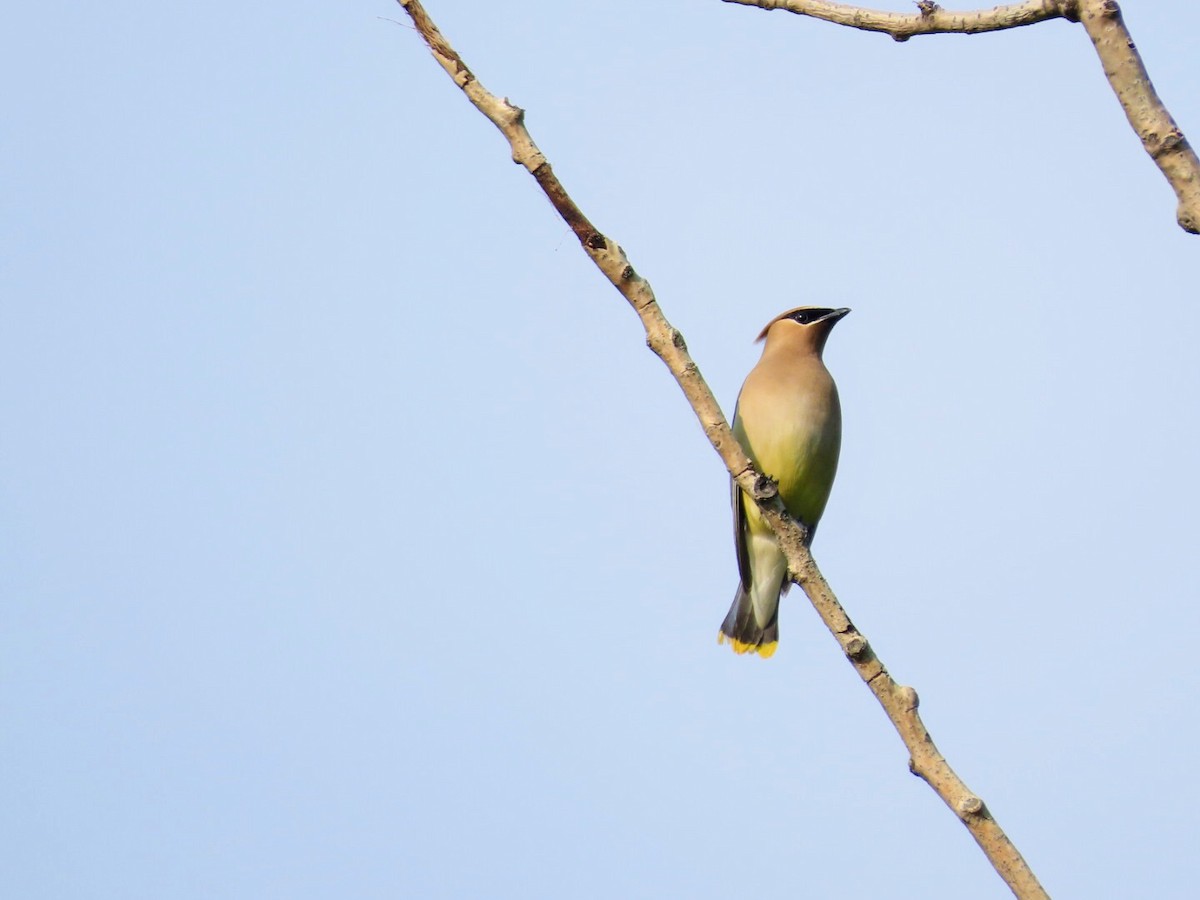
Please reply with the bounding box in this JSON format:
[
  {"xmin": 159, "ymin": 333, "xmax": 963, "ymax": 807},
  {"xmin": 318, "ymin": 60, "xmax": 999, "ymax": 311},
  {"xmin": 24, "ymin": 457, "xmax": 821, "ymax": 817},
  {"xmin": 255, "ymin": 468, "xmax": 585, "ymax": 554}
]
[{"xmin": 791, "ymin": 309, "xmax": 831, "ymax": 325}]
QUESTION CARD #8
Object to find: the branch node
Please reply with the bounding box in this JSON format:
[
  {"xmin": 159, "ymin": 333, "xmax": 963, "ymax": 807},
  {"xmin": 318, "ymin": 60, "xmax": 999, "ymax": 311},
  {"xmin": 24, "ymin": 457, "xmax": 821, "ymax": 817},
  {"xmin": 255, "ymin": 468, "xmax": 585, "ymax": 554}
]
[
  {"xmin": 671, "ymin": 328, "xmax": 688, "ymax": 350},
  {"xmin": 958, "ymin": 795, "xmax": 985, "ymax": 816},
  {"xmin": 1099, "ymin": 0, "xmax": 1121, "ymax": 19},
  {"xmin": 916, "ymin": 1, "xmax": 940, "ymax": 17},
  {"xmin": 751, "ymin": 473, "xmax": 779, "ymax": 501},
  {"xmin": 1178, "ymin": 206, "xmax": 1200, "ymax": 235},
  {"xmin": 585, "ymin": 232, "xmax": 608, "ymax": 251},
  {"xmin": 897, "ymin": 685, "xmax": 920, "ymax": 710},
  {"xmin": 503, "ymin": 99, "xmax": 526, "ymax": 125},
  {"xmin": 1146, "ymin": 128, "xmax": 1188, "ymax": 159},
  {"xmin": 620, "ymin": 264, "xmax": 636, "ymax": 281},
  {"xmin": 843, "ymin": 634, "xmax": 868, "ymax": 659}
]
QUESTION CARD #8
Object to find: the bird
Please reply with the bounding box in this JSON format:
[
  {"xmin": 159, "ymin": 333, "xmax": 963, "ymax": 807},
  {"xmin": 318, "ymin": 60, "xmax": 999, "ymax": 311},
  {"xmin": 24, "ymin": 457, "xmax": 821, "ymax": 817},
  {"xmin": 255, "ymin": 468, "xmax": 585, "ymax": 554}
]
[{"xmin": 719, "ymin": 306, "xmax": 849, "ymax": 658}]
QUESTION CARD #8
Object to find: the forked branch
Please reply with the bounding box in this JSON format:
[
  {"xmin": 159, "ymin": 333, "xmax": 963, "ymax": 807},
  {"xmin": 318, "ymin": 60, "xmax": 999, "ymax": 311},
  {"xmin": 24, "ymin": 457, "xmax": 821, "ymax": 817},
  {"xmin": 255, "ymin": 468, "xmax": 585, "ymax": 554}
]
[
  {"xmin": 396, "ymin": 2, "xmax": 1050, "ymax": 897},
  {"xmin": 721, "ymin": 0, "xmax": 1200, "ymax": 233}
]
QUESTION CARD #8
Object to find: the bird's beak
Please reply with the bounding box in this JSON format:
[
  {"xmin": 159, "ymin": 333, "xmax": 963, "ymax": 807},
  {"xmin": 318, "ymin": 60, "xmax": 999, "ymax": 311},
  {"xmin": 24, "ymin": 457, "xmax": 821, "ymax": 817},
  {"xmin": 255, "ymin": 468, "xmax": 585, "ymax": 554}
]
[{"xmin": 825, "ymin": 308, "xmax": 851, "ymax": 322}]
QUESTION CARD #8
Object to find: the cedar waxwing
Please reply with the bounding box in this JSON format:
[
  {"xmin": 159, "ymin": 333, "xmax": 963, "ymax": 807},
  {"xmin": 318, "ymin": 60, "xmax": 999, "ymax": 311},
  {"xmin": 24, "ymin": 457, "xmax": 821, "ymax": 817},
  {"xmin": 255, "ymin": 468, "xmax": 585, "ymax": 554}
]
[{"xmin": 719, "ymin": 306, "xmax": 849, "ymax": 658}]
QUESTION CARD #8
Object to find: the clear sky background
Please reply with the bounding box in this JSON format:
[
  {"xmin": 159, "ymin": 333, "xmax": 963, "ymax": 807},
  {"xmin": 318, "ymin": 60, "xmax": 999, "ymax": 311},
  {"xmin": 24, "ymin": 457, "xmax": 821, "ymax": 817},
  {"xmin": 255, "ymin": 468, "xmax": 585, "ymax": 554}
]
[{"xmin": 4, "ymin": 2, "xmax": 1198, "ymax": 898}]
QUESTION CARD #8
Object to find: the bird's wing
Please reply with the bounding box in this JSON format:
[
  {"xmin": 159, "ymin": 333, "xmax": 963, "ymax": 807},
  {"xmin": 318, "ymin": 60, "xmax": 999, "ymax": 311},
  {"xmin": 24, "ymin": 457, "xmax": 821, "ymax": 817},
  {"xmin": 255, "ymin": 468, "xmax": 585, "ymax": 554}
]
[{"xmin": 732, "ymin": 476, "xmax": 752, "ymax": 592}]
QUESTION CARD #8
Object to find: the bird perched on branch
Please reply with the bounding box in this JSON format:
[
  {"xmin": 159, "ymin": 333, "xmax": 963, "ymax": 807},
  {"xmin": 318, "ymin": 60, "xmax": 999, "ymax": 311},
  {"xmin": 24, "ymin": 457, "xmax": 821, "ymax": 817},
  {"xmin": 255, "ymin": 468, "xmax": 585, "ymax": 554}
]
[{"xmin": 719, "ymin": 306, "xmax": 849, "ymax": 658}]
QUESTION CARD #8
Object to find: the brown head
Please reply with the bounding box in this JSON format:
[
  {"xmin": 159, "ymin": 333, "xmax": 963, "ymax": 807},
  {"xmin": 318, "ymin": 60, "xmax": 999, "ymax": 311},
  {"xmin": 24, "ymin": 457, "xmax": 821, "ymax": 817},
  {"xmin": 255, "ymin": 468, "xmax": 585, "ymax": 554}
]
[
  {"xmin": 753, "ymin": 307, "xmax": 849, "ymax": 355},
  {"xmin": 756, "ymin": 306, "xmax": 850, "ymax": 357}
]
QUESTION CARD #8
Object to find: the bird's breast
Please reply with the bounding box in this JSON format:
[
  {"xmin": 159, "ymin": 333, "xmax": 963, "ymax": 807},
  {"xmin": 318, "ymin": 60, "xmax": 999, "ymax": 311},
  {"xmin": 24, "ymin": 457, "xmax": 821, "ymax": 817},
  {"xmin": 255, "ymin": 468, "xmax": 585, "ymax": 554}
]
[{"xmin": 734, "ymin": 360, "xmax": 841, "ymax": 526}]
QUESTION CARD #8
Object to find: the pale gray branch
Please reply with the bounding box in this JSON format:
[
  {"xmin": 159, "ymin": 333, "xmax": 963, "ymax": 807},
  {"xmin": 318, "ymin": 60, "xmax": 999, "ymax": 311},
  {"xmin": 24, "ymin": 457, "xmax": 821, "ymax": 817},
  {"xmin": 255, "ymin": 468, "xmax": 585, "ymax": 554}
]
[
  {"xmin": 396, "ymin": 2, "xmax": 1051, "ymax": 897},
  {"xmin": 721, "ymin": 0, "xmax": 1199, "ymax": 233},
  {"xmin": 1076, "ymin": 1, "xmax": 1199, "ymax": 233},
  {"xmin": 719, "ymin": 0, "xmax": 1073, "ymax": 38}
]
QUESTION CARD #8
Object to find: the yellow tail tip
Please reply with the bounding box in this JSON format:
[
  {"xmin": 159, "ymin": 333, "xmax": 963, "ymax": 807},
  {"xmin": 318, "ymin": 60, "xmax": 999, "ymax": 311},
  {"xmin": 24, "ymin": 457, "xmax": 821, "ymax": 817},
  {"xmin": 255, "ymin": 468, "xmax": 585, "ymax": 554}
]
[{"xmin": 717, "ymin": 632, "xmax": 778, "ymax": 658}]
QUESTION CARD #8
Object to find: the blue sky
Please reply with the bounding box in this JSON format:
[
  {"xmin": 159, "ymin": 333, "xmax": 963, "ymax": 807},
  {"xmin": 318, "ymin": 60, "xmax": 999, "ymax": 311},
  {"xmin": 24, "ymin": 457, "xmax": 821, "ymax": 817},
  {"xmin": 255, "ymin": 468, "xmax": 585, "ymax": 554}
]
[{"xmin": 4, "ymin": 2, "xmax": 1199, "ymax": 897}]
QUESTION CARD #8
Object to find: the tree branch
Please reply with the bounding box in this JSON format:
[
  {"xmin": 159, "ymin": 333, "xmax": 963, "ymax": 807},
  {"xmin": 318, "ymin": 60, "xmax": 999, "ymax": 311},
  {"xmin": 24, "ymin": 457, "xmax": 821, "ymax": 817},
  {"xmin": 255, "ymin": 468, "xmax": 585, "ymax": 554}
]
[
  {"xmin": 721, "ymin": 0, "xmax": 1200, "ymax": 234},
  {"xmin": 720, "ymin": 0, "xmax": 1074, "ymax": 39},
  {"xmin": 1076, "ymin": 1, "xmax": 1200, "ymax": 234},
  {"xmin": 396, "ymin": 2, "xmax": 1050, "ymax": 897}
]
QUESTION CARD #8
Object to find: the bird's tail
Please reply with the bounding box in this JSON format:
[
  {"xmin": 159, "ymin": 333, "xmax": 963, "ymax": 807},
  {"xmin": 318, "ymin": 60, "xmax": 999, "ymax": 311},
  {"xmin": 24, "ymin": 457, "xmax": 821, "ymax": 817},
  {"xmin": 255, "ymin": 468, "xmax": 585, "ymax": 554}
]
[{"xmin": 718, "ymin": 584, "xmax": 779, "ymax": 659}]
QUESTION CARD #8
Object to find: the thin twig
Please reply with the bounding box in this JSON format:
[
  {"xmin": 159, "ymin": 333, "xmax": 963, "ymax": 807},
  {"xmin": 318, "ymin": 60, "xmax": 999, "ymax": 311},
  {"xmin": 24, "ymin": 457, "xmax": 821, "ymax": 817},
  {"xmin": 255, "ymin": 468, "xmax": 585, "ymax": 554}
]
[
  {"xmin": 721, "ymin": 0, "xmax": 1199, "ymax": 233},
  {"xmin": 396, "ymin": 2, "xmax": 1051, "ymax": 897},
  {"xmin": 719, "ymin": 0, "xmax": 1074, "ymax": 39}
]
